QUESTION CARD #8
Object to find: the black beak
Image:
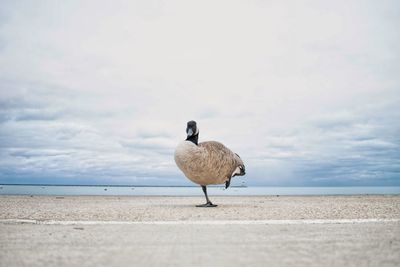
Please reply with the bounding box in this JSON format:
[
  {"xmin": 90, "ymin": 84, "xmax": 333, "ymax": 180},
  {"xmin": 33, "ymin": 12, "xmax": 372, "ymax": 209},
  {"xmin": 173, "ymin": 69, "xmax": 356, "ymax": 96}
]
[{"xmin": 186, "ymin": 128, "xmax": 194, "ymax": 138}]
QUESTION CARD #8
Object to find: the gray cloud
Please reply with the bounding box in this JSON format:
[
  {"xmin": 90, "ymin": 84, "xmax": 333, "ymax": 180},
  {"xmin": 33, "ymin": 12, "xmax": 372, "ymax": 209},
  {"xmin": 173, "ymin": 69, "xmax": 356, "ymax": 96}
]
[{"xmin": 0, "ymin": 0, "xmax": 399, "ymax": 186}]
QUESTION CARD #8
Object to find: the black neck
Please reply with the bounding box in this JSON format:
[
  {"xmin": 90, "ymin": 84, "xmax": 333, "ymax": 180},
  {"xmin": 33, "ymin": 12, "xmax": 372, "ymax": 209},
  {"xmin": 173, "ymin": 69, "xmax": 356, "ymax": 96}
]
[{"xmin": 186, "ymin": 134, "xmax": 199, "ymax": 145}]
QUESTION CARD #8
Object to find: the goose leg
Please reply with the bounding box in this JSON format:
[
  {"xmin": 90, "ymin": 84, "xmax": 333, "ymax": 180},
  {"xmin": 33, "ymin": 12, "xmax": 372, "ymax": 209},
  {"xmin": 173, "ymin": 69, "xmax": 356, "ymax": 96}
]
[{"xmin": 196, "ymin": 185, "xmax": 217, "ymax": 207}]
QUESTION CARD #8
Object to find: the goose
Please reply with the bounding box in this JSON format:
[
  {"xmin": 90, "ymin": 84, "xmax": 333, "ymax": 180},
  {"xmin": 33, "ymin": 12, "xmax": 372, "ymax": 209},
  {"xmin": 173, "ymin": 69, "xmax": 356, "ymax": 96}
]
[{"xmin": 174, "ymin": 120, "xmax": 246, "ymax": 207}]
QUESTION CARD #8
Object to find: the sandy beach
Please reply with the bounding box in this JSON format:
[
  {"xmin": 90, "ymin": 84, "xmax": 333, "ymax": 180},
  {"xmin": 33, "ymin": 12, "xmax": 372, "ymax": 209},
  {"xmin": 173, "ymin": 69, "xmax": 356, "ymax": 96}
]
[{"xmin": 1, "ymin": 195, "xmax": 399, "ymax": 266}]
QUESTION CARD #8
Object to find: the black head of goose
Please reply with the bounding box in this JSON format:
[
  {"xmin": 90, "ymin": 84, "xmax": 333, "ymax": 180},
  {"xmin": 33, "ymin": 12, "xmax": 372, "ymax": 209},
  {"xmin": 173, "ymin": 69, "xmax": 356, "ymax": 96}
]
[{"xmin": 174, "ymin": 120, "xmax": 246, "ymax": 207}]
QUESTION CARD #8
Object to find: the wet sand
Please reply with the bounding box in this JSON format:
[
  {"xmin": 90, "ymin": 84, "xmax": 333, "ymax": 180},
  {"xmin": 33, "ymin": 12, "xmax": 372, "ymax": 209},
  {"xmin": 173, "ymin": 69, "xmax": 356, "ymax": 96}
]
[{"xmin": 1, "ymin": 195, "xmax": 399, "ymax": 267}]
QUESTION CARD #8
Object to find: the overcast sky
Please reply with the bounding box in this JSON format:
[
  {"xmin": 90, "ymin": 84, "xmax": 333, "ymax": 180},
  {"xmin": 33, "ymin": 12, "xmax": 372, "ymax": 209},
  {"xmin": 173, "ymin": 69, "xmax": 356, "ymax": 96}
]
[{"xmin": 0, "ymin": 0, "xmax": 399, "ymax": 186}]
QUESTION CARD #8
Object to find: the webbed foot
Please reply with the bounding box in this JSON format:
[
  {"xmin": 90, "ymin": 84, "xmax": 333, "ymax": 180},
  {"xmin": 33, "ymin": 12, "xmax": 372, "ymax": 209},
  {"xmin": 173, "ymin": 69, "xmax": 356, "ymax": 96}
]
[
  {"xmin": 196, "ymin": 202, "xmax": 218, "ymax": 207},
  {"xmin": 225, "ymin": 177, "xmax": 231, "ymax": 189}
]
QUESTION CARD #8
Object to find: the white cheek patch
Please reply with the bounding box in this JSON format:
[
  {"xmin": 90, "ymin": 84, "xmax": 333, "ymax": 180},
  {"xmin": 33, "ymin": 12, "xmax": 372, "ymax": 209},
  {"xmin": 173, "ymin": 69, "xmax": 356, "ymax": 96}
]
[{"xmin": 231, "ymin": 166, "xmax": 241, "ymax": 177}]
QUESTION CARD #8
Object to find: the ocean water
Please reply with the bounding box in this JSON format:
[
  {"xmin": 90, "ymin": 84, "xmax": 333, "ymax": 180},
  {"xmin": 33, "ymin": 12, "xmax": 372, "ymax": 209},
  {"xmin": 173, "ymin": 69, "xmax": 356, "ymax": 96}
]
[{"xmin": 0, "ymin": 185, "xmax": 399, "ymax": 196}]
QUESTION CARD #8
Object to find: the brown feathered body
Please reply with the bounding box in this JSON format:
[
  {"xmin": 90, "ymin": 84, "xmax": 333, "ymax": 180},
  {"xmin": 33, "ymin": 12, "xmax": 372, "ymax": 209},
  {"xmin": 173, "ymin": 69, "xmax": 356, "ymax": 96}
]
[{"xmin": 174, "ymin": 140, "xmax": 244, "ymax": 186}]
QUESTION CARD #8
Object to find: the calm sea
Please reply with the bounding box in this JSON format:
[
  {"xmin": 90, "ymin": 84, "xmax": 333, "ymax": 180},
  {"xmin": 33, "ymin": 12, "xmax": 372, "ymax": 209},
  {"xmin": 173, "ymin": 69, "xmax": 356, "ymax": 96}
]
[{"xmin": 0, "ymin": 185, "xmax": 399, "ymax": 196}]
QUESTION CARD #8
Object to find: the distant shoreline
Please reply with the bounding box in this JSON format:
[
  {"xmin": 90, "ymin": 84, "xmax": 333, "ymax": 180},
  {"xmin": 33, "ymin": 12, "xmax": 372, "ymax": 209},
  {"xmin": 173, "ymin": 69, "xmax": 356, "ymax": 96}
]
[
  {"xmin": 1, "ymin": 184, "xmax": 400, "ymax": 187},
  {"xmin": 0, "ymin": 184, "xmax": 247, "ymax": 188},
  {"xmin": 1, "ymin": 185, "xmax": 400, "ymax": 196}
]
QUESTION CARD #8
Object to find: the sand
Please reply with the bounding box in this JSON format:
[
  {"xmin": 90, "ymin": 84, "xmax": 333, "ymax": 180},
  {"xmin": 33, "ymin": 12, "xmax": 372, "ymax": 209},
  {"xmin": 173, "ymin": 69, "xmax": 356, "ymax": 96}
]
[
  {"xmin": 0, "ymin": 195, "xmax": 399, "ymax": 267},
  {"xmin": 0, "ymin": 195, "xmax": 399, "ymax": 221}
]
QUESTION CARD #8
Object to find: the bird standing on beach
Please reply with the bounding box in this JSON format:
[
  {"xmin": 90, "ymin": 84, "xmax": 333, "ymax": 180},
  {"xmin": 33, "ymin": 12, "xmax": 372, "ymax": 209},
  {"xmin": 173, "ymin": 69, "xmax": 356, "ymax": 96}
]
[{"xmin": 174, "ymin": 121, "xmax": 246, "ymax": 207}]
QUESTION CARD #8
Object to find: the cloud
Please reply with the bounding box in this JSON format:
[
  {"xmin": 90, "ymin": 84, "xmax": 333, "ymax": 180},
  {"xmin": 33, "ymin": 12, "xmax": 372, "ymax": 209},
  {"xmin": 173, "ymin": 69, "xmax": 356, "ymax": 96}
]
[{"xmin": 0, "ymin": 0, "xmax": 399, "ymax": 185}]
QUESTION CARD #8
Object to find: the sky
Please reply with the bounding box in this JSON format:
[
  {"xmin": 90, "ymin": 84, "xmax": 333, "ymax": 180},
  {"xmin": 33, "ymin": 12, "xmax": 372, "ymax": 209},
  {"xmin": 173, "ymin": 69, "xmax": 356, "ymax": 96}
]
[{"xmin": 0, "ymin": 0, "xmax": 399, "ymax": 186}]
